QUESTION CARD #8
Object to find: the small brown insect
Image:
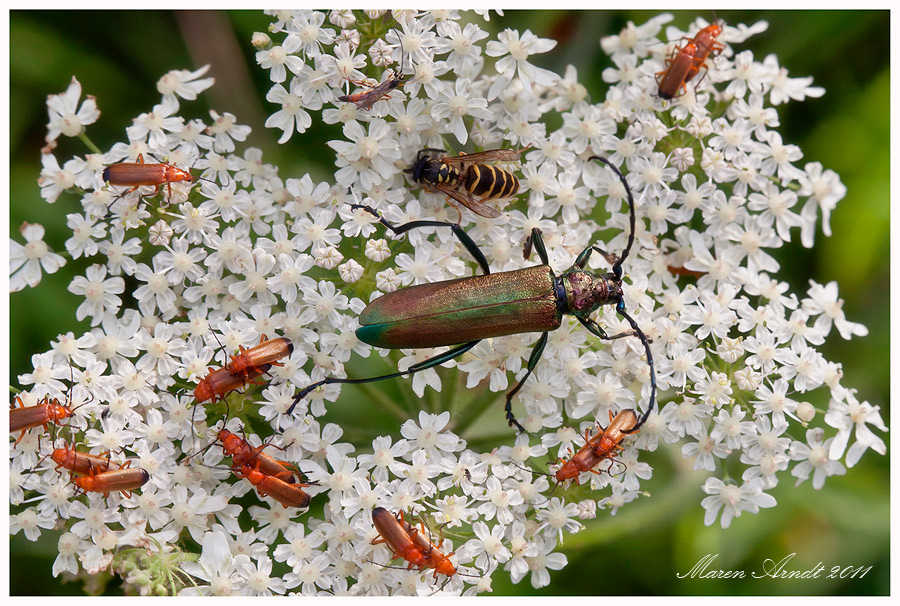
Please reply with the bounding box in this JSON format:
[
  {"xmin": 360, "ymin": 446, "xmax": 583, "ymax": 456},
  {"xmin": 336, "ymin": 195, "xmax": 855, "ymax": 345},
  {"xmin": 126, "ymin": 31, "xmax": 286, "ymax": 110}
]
[
  {"xmin": 338, "ymin": 30, "xmax": 407, "ymax": 111},
  {"xmin": 194, "ymin": 363, "xmax": 272, "ymax": 404}
]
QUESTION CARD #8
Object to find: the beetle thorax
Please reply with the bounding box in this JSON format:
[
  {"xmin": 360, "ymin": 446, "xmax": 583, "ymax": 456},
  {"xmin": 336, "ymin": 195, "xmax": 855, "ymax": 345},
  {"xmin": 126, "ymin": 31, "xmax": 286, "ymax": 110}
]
[
  {"xmin": 561, "ymin": 269, "xmax": 621, "ymax": 317},
  {"xmin": 167, "ymin": 165, "xmax": 194, "ymax": 183}
]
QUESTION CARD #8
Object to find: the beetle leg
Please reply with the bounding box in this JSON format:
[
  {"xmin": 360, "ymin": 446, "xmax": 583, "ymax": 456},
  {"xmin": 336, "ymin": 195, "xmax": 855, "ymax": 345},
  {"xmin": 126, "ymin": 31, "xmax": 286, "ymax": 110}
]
[
  {"xmin": 288, "ymin": 340, "xmax": 482, "ymax": 414},
  {"xmin": 576, "ymin": 316, "xmax": 635, "ymax": 341},
  {"xmin": 523, "ymin": 228, "xmax": 550, "ymax": 265},
  {"xmin": 350, "ymin": 204, "xmax": 491, "ymax": 276},
  {"xmin": 691, "ymin": 63, "xmax": 711, "ymax": 89},
  {"xmin": 503, "ymin": 331, "xmax": 548, "ymax": 433}
]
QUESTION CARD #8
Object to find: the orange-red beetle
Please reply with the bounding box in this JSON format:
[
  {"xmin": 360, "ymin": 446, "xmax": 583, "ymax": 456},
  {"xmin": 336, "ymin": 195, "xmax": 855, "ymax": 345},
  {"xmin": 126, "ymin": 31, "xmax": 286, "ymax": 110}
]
[
  {"xmin": 216, "ymin": 428, "xmax": 299, "ymax": 483},
  {"xmin": 656, "ymin": 40, "xmax": 698, "ymax": 100},
  {"xmin": 194, "ymin": 363, "xmax": 272, "ymax": 404},
  {"xmin": 10, "ymin": 396, "xmax": 75, "ymax": 445},
  {"xmin": 51, "ymin": 444, "xmax": 118, "ymax": 476},
  {"xmin": 103, "ymin": 153, "xmax": 195, "ymax": 204},
  {"xmin": 554, "ymin": 409, "xmax": 639, "ymax": 484},
  {"xmin": 657, "ymin": 22, "xmax": 725, "ymax": 99},
  {"xmin": 684, "ymin": 23, "xmax": 725, "ymax": 84},
  {"xmin": 666, "ymin": 264, "xmax": 707, "ymax": 278},
  {"xmin": 227, "ymin": 336, "xmax": 292, "ymax": 380},
  {"xmin": 371, "ymin": 508, "xmax": 429, "ymax": 571},
  {"xmin": 400, "ymin": 512, "xmax": 457, "ymax": 578},
  {"xmin": 73, "ymin": 466, "xmax": 149, "ymax": 497},
  {"xmin": 233, "ymin": 462, "xmax": 311, "ymax": 508}
]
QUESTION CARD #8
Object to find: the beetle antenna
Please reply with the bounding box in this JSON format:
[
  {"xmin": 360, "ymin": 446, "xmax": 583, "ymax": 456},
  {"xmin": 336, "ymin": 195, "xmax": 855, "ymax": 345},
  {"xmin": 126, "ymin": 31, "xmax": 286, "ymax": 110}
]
[
  {"xmin": 616, "ymin": 308, "xmax": 656, "ymax": 432},
  {"xmin": 588, "ymin": 156, "xmax": 635, "ymax": 280}
]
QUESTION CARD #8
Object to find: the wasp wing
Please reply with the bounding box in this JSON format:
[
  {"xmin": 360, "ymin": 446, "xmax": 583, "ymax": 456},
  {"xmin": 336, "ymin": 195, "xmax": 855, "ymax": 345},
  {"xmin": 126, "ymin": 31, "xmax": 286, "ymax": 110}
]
[
  {"xmin": 440, "ymin": 148, "xmax": 528, "ymax": 165},
  {"xmin": 434, "ymin": 183, "xmax": 502, "ymax": 218}
]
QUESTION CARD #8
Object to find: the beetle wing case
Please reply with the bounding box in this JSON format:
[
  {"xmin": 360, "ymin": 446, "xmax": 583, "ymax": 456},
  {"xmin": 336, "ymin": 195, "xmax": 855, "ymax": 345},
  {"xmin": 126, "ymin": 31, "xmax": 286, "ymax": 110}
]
[{"xmin": 357, "ymin": 265, "xmax": 561, "ymax": 348}]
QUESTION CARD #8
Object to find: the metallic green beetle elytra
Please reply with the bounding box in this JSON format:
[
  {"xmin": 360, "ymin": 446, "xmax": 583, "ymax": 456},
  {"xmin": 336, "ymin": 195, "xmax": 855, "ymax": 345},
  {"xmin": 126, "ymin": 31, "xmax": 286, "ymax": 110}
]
[{"xmin": 357, "ymin": 265, "xmax": 561, "ymax": 349}]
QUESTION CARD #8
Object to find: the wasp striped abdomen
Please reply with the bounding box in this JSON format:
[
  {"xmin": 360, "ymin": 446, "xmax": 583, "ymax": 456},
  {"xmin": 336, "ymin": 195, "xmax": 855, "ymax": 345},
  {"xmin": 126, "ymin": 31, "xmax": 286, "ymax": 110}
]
[{"xmin": 465, "ymin": 164, "xmax": 519, "ymax": 199}]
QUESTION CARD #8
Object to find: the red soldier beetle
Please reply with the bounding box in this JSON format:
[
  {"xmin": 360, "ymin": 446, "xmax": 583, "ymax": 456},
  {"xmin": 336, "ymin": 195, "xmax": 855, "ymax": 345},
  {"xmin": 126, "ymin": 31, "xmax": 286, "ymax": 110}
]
[
  {"xmin": 685, "ymin": 22, "xmax": 725, "ymax": 85},
  {"xmin": 371, "ymin": 507, "xmax": 430, "ymax": 571},
  {"xmin": 233, "ymin": 461, "xmax": 311, "ymax": 509},
  {"xmin": 73, "ymin": 465, "xmax": 149, "ymax": 498},
  {"xmin": 103, "ymin": 153, "xmax": 212, "ymax": 205},
  {"xmin": 371, "ymin": 508, "xmax": 483, "ymax": 589},
  {"xmin": 227, "ymin": 335, "xmax": 293, "ymax": 381},
  {"xmin": 338, "ymin": 29, "xmax": 407, "ymax": 111},
  {"xmin": 666, "ymin": 264, "xmax": 707, "ymax": 278},
  {"xmin": 657, "ymin": 21, "xmax": 725, "ymax": 100},
  {"xmin": 193, "ymin": 363, "xmax": 272, "ymax": 404},
  {"xmin": 554, "ymin": 409, "xmax": 639, "ymax": 486},
  {"xmin": 10, "ymin": 396, "xmax": 76, "ymax": 446},
  {"xmin": 656, "ymin": 39, "xmax": 698, "ymax": 100},
  {"xmin": 400, "ymin": 513, "xmax": 457, "ymax": 579},
  {"xmin": 214, "ymin": 428, "xmax": 300, "ymax": 483},
  {"xmin": 50, "ymin": 444, "xmax": 119, "ymax": 477}
]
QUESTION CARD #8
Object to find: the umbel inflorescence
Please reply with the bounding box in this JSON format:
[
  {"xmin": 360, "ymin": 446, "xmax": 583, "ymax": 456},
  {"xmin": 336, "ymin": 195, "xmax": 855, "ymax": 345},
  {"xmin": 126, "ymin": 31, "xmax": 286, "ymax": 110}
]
[{"xmin": 10, "ymin": 10, "xmax": 885, "ymax": 596}]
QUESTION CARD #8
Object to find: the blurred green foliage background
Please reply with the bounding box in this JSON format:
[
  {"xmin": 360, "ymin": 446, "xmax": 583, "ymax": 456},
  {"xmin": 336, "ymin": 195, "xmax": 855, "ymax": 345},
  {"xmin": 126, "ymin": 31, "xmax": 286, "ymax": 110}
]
[{"xmin": 9, "ymin": 10, "xmax": 888, "ymax": 596}]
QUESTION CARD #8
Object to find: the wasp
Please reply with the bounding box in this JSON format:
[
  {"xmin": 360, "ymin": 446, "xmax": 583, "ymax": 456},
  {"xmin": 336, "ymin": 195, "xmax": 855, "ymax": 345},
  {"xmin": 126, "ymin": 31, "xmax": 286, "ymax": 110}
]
[{"xmin": 406, "ymin": 147, "xmax": 528, "ymax": 219}]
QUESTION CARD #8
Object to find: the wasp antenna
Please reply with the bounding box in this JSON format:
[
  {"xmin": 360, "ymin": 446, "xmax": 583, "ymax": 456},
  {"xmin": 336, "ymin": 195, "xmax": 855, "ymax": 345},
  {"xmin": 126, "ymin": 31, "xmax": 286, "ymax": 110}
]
[{"xmin": 588, "ymin": 156, "xmax": 636, "ymax": 279}]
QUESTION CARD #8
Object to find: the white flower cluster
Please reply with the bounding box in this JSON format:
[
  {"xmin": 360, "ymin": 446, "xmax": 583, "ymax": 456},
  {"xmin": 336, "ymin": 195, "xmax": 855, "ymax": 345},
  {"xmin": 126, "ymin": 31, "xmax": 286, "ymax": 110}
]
[{"xmin": 9, "ymin": 10, "xmax": 886, "ymax": 596}]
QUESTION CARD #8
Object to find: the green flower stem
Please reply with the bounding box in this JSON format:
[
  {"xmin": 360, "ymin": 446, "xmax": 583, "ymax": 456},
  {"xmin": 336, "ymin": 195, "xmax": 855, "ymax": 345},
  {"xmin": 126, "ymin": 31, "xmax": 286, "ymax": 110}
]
[
  {"xmin": 562, "ymin": 465, "xmax": 704, "ymax": 549},
  {"xmin": 336, "ymin": 424, "xmax": 376, "ymax": 443},
  {"xmin": 353, "ymin": 380, "xmax": 409, "ymax": 423},
  {"xmin": 464, "ymin": 432, "xmax": 522, "ymax": 452},
  {"xmin": 443, "ymin": 367, "xmax": 460, "ymax": 417},
  {"xmin": 78, "ymin": 132, "xmax": 102, "ymax": 155},
  {"xmin": 448, "ymin": 382, "xmax": 495, "ymax": 436}
]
